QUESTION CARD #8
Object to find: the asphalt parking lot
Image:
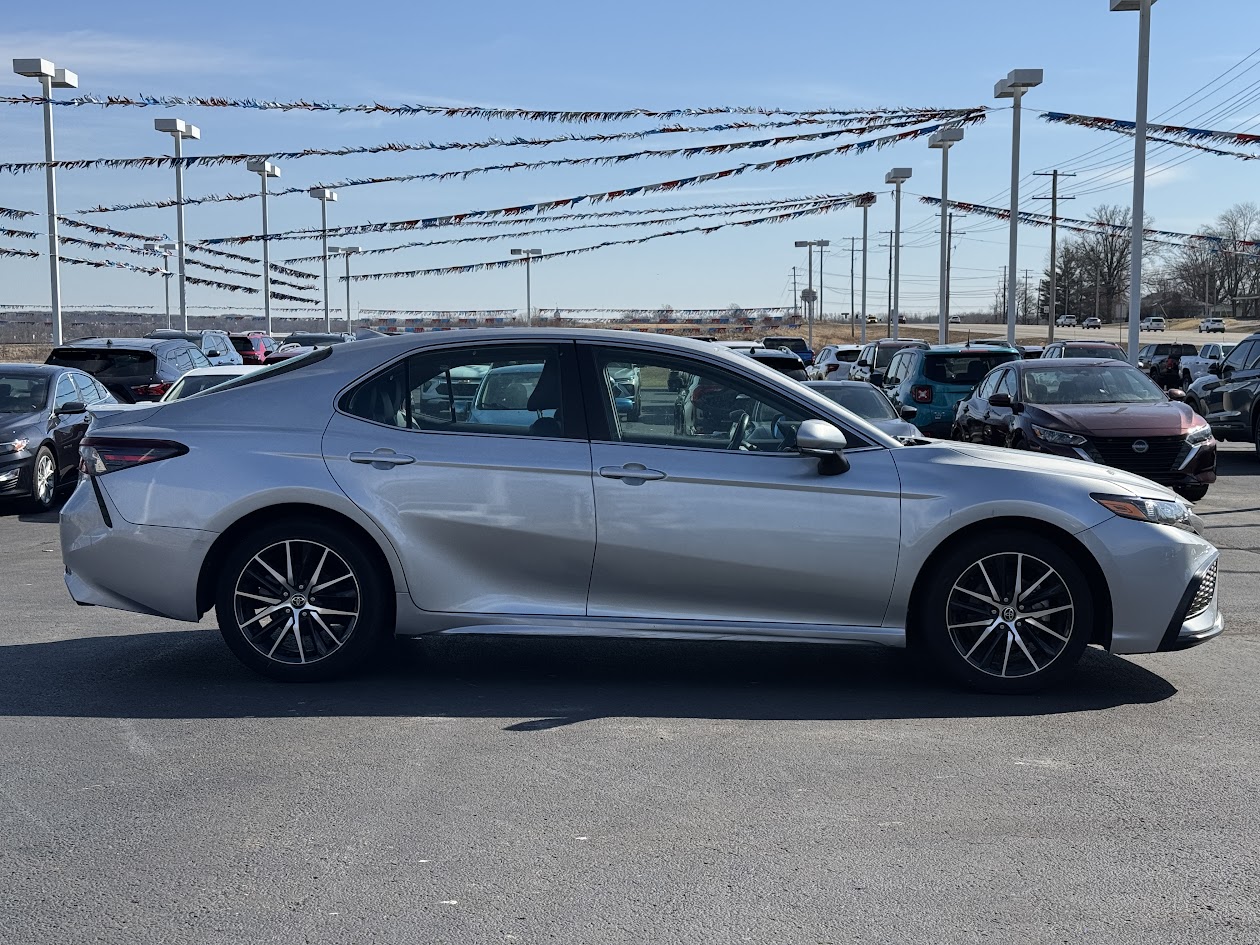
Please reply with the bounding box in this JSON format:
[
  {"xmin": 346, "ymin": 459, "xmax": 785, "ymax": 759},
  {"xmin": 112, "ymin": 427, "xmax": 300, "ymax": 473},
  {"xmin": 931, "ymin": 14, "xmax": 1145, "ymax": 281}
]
[{"xmin": 2, "ymin": 448, "xmax": 1259, "ymax": 945}]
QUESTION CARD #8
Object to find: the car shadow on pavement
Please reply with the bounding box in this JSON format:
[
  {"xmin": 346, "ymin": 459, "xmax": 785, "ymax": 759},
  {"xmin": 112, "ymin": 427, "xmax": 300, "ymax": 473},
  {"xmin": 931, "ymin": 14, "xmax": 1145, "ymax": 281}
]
[{"xmin": 0, "ymin": 630, "xmax": 1177, "ymax": 725}]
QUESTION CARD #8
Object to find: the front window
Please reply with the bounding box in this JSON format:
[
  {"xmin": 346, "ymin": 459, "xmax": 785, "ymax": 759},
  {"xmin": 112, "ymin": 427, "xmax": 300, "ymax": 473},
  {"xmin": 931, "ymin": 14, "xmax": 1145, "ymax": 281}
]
[
  {"xmin": 1022, "ymin": 365, "xmax": 1167, "ymax": 405},
  {"xmin": 0, "ymin": 374, "xmax": 49, "ymax": 412},
  {"xmin": 811, "ymin": 384, "xmax": 897, "ymax": 421}
]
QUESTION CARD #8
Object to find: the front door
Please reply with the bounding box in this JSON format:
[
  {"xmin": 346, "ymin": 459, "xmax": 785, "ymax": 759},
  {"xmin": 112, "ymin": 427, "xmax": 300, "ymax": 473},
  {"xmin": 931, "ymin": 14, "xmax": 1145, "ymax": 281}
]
[
  {"xmin": 323, "ymin": 341, "xmax": 597, "ymax": 616},
  {"xmin": 578, "ymin": 344, "xmax": 901, "ymax": 628}
]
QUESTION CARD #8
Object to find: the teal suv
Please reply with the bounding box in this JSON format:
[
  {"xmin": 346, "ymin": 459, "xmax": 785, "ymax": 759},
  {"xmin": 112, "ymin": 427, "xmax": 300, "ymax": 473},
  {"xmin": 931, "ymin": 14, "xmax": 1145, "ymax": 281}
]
[{"xmin": 879, "ymin": 344, "xmax": 1022, "ymax": 438}]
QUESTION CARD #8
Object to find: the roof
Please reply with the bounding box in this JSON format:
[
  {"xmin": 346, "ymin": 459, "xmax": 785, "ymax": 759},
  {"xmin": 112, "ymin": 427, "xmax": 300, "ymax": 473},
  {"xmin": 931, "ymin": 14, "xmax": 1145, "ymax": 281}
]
[
  {"xmin": 927, "ymin": 344, "xmax": 1020, "ymax": 354},
  {"xmin": 1053, "ymin": 340, "xmax": 1123, "ymax": 347},
  {"xmin": 52, "ymin": 337, "xmax": 193, "ymax": 352},
  {"xmin": 1013, "ymin": 357, "xmax": 1142, "ymax": 370},
  {"xmin": 0, "ymin": 362, "xmax": 73, "ymax": 377}
]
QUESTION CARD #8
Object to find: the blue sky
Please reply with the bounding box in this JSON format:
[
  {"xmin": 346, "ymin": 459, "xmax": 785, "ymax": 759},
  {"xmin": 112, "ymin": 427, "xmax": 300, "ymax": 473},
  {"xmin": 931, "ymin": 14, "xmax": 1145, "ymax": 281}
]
[{"xmin": 3, "ymin": 0, "xmax": 1259, "ymax": 320}]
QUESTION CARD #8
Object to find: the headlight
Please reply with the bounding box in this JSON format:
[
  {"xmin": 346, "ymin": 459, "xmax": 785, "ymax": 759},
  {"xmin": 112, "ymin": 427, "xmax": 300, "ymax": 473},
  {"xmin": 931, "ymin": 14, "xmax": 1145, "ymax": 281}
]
[
  {"xmin": 1186, "ymin": 423, "xmax": 1213, "ymax": 445},
  {"xmin": 1093, "ymin": 493, "xmax": 1191, "ymax": 527},
  {"xmin": 0, "ymin": 437, "xmax": 29, "ymax": 455},
  {"xmin": 1031, "ymin": 424, "xmax": 1086, "ymax": 446}
]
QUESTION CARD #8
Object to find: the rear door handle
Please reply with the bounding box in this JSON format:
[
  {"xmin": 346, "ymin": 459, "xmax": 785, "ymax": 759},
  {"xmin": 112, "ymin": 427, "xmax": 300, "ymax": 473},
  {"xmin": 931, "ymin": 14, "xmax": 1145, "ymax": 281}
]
[
  {"xmin": 599, "ymin": 463, "xmax": 667, "ymax": 482},
  {"xmin": 350, "ymin": 449, "xmax": 415, "ymax": 467}
]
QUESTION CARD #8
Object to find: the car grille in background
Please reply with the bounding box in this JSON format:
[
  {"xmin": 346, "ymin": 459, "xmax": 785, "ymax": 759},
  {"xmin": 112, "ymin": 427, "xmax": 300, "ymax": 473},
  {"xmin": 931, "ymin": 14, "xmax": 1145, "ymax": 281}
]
[
  {"xmin": 1187, "ymin": 561, "xmax": 1218, "ymax": 618},
  {"xmin": 1084, "ymin": 435, "xmax": 1187, "ymax": 481}
]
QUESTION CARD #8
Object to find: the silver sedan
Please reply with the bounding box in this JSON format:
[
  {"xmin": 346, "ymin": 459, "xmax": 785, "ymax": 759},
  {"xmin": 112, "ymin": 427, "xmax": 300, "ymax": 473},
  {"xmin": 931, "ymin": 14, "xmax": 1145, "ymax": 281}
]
[{"xmin": 61, "ymin": 329, "xmax": 1223, "ymax": 693}]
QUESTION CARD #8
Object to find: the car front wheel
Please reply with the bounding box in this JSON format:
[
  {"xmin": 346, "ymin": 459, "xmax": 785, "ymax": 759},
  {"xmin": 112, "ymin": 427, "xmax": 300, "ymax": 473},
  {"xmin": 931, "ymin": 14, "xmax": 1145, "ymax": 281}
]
[
  {"xmin": 215, "ymin": 520, "xmax": 389, "ymax": 681},
  {"xmin": 28, "ymin": 445, "xmax": 58, "ymax": 512},
  {"xmin": 921, "ymin": 531, "xmax": 1093, "ymax": 693}
]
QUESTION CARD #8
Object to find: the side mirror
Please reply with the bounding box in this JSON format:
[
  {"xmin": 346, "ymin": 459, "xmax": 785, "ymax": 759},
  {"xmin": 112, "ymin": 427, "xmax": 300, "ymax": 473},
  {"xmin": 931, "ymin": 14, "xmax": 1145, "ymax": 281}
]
[
  {"xmin": 1167, "ymin": 388, "xmax": 1187, "ymax": 402},
  {"xmin": 989, "ymin": 393, "xmax": 1013, "ymax": 408},
  {"xmin": 1209, "ymin": 363, "xmax": 1222, "ymax": 376},
  {"xmin": 205, "ymin": 350, "xmax": 221, "ymax": 358},
  {"xmin": 869, "ymin": 372, "xmax": 885, "ymax": 386},
  {"xmin": 797, "ymin": 419, "xmax": 850, "ymax": 476},
  {"xmin": 55, "ymin": 401, "xmax": 87, "ymax": 416},
  {"xmin": 899, "ymin": 405, "xmax": 918, "ymax": 420},
  {"xmin": 855, "ymin": 359, "xmax": 870, "ymax": 368}
]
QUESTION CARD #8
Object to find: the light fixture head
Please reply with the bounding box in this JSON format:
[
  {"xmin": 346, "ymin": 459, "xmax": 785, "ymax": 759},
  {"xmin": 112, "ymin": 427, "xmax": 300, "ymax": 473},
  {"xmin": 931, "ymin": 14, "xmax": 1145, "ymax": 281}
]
[
  {"xmin": 817, "ymin": 240, "xmax": 831, "ymax": 248},
  {"xmin": 794, "ymin": 241, "xmax": 810, "ymax": 248},
  {"xmin": 1111, "ymin": 0, "xmax": 1156, "ymax": 10},
  {"xmin": 856, "ymin": 193, "xmax": 878, "ymax": 208},
  {"xmin": 510, "ymin": 248, "xmax": 542, "ymax": 256},
  {"xmin": 1007, "ymin": 68, "xmax": 1044, "ymax": 89},
  {"xmin": 340, "ymin": 246, "xmax": 362, "ymax": 254},
  {"xmin": 246, "ymin": 158, "xmax": 280, "ymax": 178},
  {"xmin": 12, "ymin": 58, "xmax": 54, "ymax": 78},
  {"xmin": 994, "ymin": 78, "xmax": 1015, "ymax": 99},
  {"xmin": 160, "ymin": 242, "xmax": 178, "ymax": 252},
  {"xmin": 154, "ymin": 117, "xmax": 199, "ymax": 139},
  {"xmin": 929, "ymin": 128, "xmax": 965, "ymax": 148},
  {"xmin": 309, "ymin": 187, "xmax": 337, "ymax": 201},
  {"xmin": 885, "ymin": 168, "xmax": 913, "ymax": 185},
  {"xmin": 52, "ymin": 68, "xmax": 78, "ymax": 89},
  {"xmin": 143, "ymin": 242, "xmax": 161, "ymax": 252}
]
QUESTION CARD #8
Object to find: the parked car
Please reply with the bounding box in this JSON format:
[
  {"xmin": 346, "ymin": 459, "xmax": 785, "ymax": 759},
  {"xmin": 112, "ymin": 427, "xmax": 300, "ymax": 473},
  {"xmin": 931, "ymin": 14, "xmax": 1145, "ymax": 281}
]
[
  {"xmin": 880, "ymin": 345, "xmax": 1021, "ymax": 438},
  {"xmin": 808, "ymin": 345, "xmax": 863, "ymax": 381},
  {"xmin": 46, "ymin": 337, "xmax": 211, "ymax": 402},
  {"xmin": 1137, "ymin": 342, "xmax": 1199, "ymax": 388},
  {"xmin": 146, "ymin": 329, "xmax": 243, "ymax": 366},
  {"xmin": 87, "ymin": 366, "xmax": 265, "ymax": 424},
  {"xmin": 1177, "ymin": 343, "xmax": 1235, "ymax": 387},
  {"xmin": 761, "ymin": 336, "xmax": 814, "ymax": 367},
  {"xmin": 1020, "ymin": 346, "xmax": 1045, "ymax": 360},
  {"xmin": 953, "ymin": 358, "xmax": 1216, "ymax": 501},
  {"xmin": 714, "ymin": 340, "xmax": 765, "ymax": 355},
  {"xmin": 849, "ymin": 338, "xmax": 930, "ymax": 385},
  {"xmin": 1139, "ymin": 316, "xmax": 1166, "ymax": 332},
  {"xmin": 1189, "ymin": 332, "xmax": 1260, "ymax": 453},
  {"xmin": 866, "ymin": 315, "xmax": 879, "ymax": 324},
  {"xmin": 0, "ymin": 364, "xmax": 117, "ymax": 510},
  {"xmin": 63, "ymin": 330, "xmax": 1222, "ymax": 694},
  {"xmin": 229, "ymin": 333, "xmax": 278, "ymax": 365},
  {"xmin": 803, "ymin": 380, "xmax": 920, "ymax": 439},
  {"xmin": 1055, "ymin": 314, "xmax": 1078, "ymax": 327},
  {"xmin": 948, "ymin": 315, "xmax": 961, "ymax": 325},
  {"xmin": 1082, "ymin": 317, "xmax": 1103, "ymax": 330},
  {"xmin": 1041, "ymin": 341, "xmax": 1127, "ymax": 361},
  {"xmin": 746, "ymin": 348, "xmax": 807, "ymax": 381},
  {"xmin": 1198, "ymin": 318, "xmax": 1226, "ymax": 333}
]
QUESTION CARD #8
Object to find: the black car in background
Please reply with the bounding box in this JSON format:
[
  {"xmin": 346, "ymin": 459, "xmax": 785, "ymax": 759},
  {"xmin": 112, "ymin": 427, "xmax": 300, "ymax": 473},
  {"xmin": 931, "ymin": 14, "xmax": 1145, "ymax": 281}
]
[
  {"xmin": 1137, "ymin": 342, "xmax": 1198, "ymax": 388},
  {"xmin": 45, "ymin": 337, "xmax": 211, "ymax": 401},
  {"xmin": 746, "ymin": 348, "xmax": 808, "ymax": 381},
  {"xmin": 761, "ymin": 335, "xmax": 814, "ymax": 367},
  {"xmin": 1041, "ymin": 341, "xmax": 1127, "ymax": 361},
  {"xmin": 1192, "ymin": 332, "xmax": 1260, "ymax": 453},
  {"xmin": 0, "ymin": 364, "xmax": 118, "ymax": 510}
]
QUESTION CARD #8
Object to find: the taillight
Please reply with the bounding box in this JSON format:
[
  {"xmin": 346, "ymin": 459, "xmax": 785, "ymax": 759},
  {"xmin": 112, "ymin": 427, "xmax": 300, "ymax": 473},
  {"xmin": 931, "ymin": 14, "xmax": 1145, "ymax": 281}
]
[
  {"xmin": 825, "ymin": 363, "xmax": 839, "ymax": 374},
  {"xmin": 912, "ymin": 385, "xmax": 934, "ymax": 404},
  {"xmin": 131, "ymin": 382, "xmax": 171, "ymax": 398},
  {"xmin": 79, "ymin": 437, "xmax": 187, "ymax": 476}
]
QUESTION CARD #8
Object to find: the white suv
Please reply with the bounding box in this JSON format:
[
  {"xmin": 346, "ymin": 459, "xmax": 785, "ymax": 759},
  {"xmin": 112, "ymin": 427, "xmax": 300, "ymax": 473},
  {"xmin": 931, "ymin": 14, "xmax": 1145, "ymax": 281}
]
[
  {"xmin": 1055, "ymin": 314, "xmax": 1077, "ymax": 327},
  {"xmin": 1198, "ymin": 318, "xmax": 1226, "ymax": 333},
  {"xmin": 1139, "ymin": 316, "xmax": 1166, "ymax": 331}
]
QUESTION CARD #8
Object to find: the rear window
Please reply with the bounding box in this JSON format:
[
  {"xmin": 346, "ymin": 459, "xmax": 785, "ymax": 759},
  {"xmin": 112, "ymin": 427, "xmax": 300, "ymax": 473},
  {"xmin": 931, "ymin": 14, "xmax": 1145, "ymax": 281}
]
[
  {"xmin": 229, "ymin": 336, "xmax": 254, "ymax": 353},
  {"xmin": 765, "ymin": 337, "xmax": 808, "ymax": 353},
  {"xmin": 1172, "ymin": 344, "xmax": 1198, "ymax": 356},
  {"xmin": 47, "ymin": 348, "xmax": 157, "ymax": 379},
  {"xmin": 1064, "ymin": 346, "xmax": 1126, "ymax": 360},
  {"xmin": 756, "ymin": 354, "xmax": 803, "ymax": 370},
  {"xmin": 835, "ymin": 350, "xmax": 861, "ymax": 363},
  {"xmin": 922, "ymin": 352, "xmax": 1017, "ymax": 385}
]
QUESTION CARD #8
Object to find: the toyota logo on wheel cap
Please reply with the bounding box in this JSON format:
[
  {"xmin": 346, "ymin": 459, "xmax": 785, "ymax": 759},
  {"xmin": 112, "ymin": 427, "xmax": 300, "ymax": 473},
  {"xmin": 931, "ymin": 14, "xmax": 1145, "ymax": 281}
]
[{"xmin": 1132, "ymin": 440, "xmax": 1150, "ymax": 454}]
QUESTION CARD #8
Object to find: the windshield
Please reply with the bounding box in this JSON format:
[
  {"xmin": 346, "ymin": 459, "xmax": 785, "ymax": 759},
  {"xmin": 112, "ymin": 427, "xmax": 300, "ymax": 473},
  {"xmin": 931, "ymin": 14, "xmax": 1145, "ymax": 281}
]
[
  {"xmin": 47, "ymin": 349, "xmax": 156, "ymax": 379},
  {"xmin": 475, "ymin": 367, "xmax": 543, "ymax": 410},
  {"xmin": 812, "ymin": 385, "xmax": 897, "ymax": 420},
  {"xmin": 1022, "ymin": 365, "xmax": 1167, "ymax": 405},
  {"xmin": 0, "ymin": 375, "xmax": 49, "ymax": 412},
  {"xmin": 923, "ymin": 352, "xmax": 1018, "ymax": 385}
]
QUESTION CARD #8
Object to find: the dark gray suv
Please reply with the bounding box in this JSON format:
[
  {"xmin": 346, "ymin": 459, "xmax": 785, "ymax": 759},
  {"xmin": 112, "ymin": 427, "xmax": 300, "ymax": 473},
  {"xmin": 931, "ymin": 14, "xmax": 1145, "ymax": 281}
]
[
  {"xmin": 46, "ymin": 337, "xmax": 211, "ymax": 402},
  {"xmin": 1193, "ymin": 332, "xmax": 1260, "ymax": 454}
]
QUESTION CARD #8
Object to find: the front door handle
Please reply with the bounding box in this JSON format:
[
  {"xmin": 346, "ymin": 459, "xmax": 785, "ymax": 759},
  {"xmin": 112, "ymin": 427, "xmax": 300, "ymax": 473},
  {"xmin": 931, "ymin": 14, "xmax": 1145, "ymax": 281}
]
[
  {"xmin": 350, "ymin": 449, "xmax": 415, "ymax": 468},
  {"xmin": 599, "ymin": 463, "xmax": 666, "ymax": 483}
]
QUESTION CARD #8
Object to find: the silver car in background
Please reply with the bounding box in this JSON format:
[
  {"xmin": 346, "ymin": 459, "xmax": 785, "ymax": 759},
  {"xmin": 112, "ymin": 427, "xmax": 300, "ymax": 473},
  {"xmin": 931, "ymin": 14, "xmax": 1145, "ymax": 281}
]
[{"xmin": 61, "ymin": 330, "xmax": 1222, "ymax": 693}]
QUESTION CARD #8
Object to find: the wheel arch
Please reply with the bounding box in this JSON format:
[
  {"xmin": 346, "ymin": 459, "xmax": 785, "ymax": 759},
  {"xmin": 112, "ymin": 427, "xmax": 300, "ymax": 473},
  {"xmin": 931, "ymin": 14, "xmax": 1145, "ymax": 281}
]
[
  {"xmin": 196, "ymin": 503, "xmax": 398, "ymax": 619},
  {"xmin": 905, "ymin": 516, "xmax": 1113, "ymax": 652}
]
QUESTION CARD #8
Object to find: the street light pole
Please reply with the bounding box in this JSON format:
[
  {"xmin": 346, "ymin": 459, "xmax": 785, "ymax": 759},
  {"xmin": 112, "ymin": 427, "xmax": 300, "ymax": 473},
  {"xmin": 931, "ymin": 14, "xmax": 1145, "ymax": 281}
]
[
  {"xmin": 308, "ymin": 188, "xmax": 338, "ymax": 332},
  {"xmin": 154, "ymin": 119, "xmax": 200, "ymax": 331},
  {"xmin": 510, "ymin": 248, "xmax": 542, "ymax": 324},
  {"xmin": 247, "ymin": 159, "xmax": 280, "ymax": 336},
  {"xmin": 1034, "ymin": 169, "xmax": 1077, "ymax": 344},
  {"xmin": 859, "ymin": 195, "xmax": 876, "ymax": 345},
  {"xmin": 330, "ymin": 247, "xmax": 362, "ymax": 332},
  {"xmin": 995, "ymin": 69, "xmax": 1044, "ymax": 348},
  {"xmin": 886, "ymin": 169, "xmax": 912, "ymax": 340},
  {"xmin": 13, "ymin": 59, "xmax": 77, "ymax": 347},
  {"xmin": 1112, "ymin": 0, "xmax": 1158, "ymax": 364},
  {"xmin": 848, "ymin": 236, "xmax": 857, "ymax": 341},
  {"xmin": 144, "ymin": 242, "xmax": 177, "ymax": 329},
  {"xmin": 929, "ymin": 129, "xmax": 964, "ymax": 345}
]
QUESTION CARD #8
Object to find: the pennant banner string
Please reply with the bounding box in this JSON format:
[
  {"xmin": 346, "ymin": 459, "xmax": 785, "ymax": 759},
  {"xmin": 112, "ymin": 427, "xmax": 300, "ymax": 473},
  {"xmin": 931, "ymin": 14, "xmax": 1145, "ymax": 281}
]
[
  {"xmin": 0, "ymin": 93, "xmax": 981, "ymax": 123},
  {"xmin": 3, "ymin": 110, "xmax": 982, "ymax": 174},
  {"xmin": 1041, "ymin": 111, "xmax": 1260, "ymax": 149},
  {"xmin": 350, "ymin": 197, "xmax": 875, "ymax": 282},
  {"xmin": 81, "ymin": 112, "xmax": 982, "ymax": 214}
]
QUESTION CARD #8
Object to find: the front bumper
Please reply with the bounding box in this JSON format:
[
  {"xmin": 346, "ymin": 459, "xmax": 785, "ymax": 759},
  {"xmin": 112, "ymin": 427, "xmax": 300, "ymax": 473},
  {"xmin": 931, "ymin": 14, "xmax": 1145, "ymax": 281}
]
[
  {"xmin": 1158, "ymin": 558, "xmax": 1224, "ymax": 651},
  {"xmin": 0, "ymin": 452, "xmax": 35, "ymax": 498}
]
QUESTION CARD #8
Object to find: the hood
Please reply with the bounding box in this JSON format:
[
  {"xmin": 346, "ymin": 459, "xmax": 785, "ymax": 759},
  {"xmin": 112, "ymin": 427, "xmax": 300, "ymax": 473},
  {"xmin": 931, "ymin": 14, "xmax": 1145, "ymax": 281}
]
[
  {"xmin": 0, "ymin": 411, "xmax": 46, "ymax": 439},
  {"xmin": 939, "ymin": 440, "xmax": 1178, "ymax": 500},
  {"xmin": 1026, "ymin": 402, "xmax": 1196, "ymax": 437}
]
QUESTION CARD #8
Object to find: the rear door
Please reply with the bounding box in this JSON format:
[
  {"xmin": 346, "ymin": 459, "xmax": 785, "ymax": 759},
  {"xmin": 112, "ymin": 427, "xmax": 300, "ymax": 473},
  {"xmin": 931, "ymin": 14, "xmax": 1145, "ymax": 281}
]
[
  {"xmin": 578, "ymin": 342, "xmax": 901, "ymax": 628},
  {"xmin": 1208, "ymin": 341, "xmax": 1260, "ymax": 436},
  {"xmin": 50, "ymin": 374, "xmax": 87, "ymax": 478},
  {"xmin": 322, "ymin": 341, "xmax": 597, "ymax": 616}
]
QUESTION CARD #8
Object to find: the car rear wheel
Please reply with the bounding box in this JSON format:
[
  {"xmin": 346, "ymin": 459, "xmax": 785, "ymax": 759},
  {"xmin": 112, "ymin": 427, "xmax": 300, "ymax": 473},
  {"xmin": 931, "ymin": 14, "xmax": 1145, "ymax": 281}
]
[
  {"xmin": 922, "ymin": 531, "xmax": 1093, "ymax": 694},
  {"xmin": 28, "ymin": 446, "xmax": 58, "ymax": 512},
  {"xmin": 215, "ymin": 520, "xmax": 389, "ymax": 681}
]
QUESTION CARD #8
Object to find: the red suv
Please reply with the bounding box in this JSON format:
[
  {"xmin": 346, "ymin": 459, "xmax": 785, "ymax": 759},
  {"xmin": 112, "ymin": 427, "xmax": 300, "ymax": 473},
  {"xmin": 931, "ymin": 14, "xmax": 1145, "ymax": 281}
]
[{"xmin": 229, "ymin": 333, "xmax": 277, "ymax": 365}]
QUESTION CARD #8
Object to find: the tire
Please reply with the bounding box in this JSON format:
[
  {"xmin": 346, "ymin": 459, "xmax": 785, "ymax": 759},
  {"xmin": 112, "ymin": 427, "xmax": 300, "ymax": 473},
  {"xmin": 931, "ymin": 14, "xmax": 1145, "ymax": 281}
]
[
  {"xmin": 1254, "ymin": 417, "xmax": 1260, "ymax": 462},
  {"xmin": 27, "ymin": 445, "xmax": 59, "ymax": 513},
  {"xmin": 920, "ymin": 530, "xmax": 1094, "ymax": 694},
  {"xmin": 1181, "ymin": 372, "xmax": 1193, "ymax": 389},
  {"xmin": 215, "ymin": 519, "xmax": 390, "ymax": 682},
  {"xmin": 1176, "ymin": 483, "xmax": 1209, "ymax": 502}
]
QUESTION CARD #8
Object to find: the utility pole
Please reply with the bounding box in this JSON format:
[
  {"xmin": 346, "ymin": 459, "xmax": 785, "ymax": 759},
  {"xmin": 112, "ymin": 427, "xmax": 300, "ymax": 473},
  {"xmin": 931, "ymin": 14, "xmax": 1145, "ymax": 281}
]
[
  {"xmin": 1034, "ymin": 169, "xmax": 1077, "ymax": 343},
  {"xmin": 1000, "ymin": 265, "xmax": 1008, "ymax": 325},
  {"xmin": 940, "ymin": 213, "xmax": 967, "ymax": 329},
  {"xmin": 1021, "ymin": 269, "xmax": 1035, "ymax": 327},
  {"xmin": 792, "ymin": 267, "xmax": 799, "ymax": 319},
  {"xmin": 880, "ymin": 231, "xmax": 895, "ymax": 338},
  {"xmin": 1094, "ymin": 267, "xmax": 1102, "ymax": 321},
  {"xmin": 848, "ymin": 236, "xmax": 858, "ymax": 340}
]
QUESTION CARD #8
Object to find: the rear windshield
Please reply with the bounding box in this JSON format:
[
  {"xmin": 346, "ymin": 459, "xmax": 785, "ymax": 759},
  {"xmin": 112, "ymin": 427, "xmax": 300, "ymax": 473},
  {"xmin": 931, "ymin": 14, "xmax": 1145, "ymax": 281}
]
[
  {"xmin": 755, "ymin": 354, "xmax": 803, "ymax": 370},
  {"xmin": 283, "ymin": 333, "xmax": 346, "ymax": 346},
  {"xmin": 1172, "ymin": 344, "xmax": 1198, "ymax": 356},
  {"xmin": 229, "ymin": 336, "xmax": 255, "ymax": 353},
  {"xmin": 765, "ymin": 337, "xmax": 808, "ymax": 352},
  {"xmin": 835, "ymin": 349, "xmax": 861, "ymax": 363},
  {"xmin": 923, "ymin": 352, "xmax": 1018, "ymax": 385},
  {"xmin": 47, "ymin": 349, "xmax": 156, "ymax": 379},
  {"xmin": 1064, "ymin": 346, "xmax": 1127, "ymax": 360}
]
